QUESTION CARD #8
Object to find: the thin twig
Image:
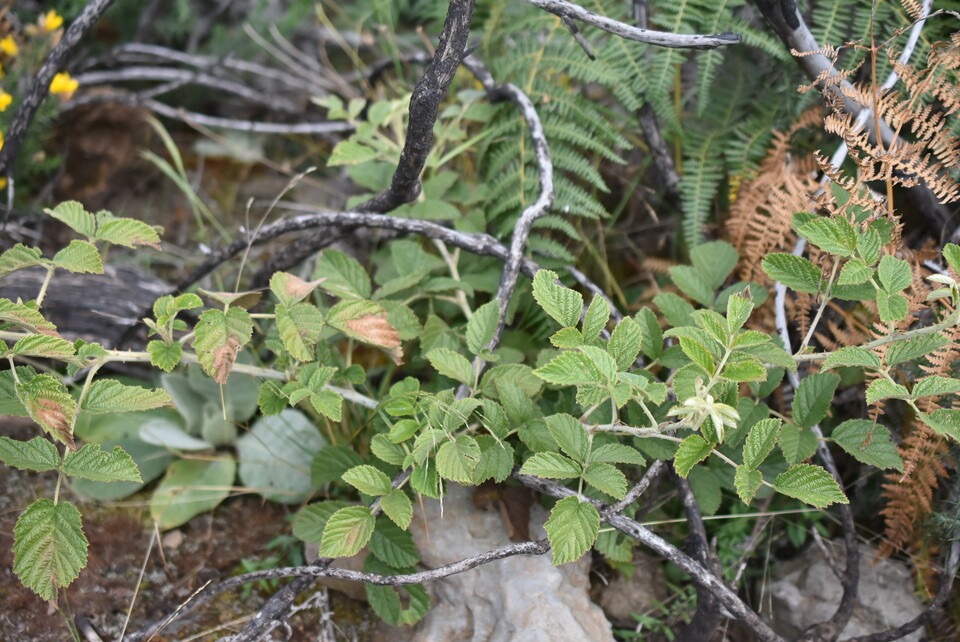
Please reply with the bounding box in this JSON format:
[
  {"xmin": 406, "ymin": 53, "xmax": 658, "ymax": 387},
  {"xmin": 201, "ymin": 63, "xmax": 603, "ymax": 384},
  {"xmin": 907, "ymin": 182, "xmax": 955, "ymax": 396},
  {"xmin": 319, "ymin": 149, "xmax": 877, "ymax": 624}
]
[
  {"xmin": 526, "ymin": 0, "xmax": 741, "ymax": 49},
  {"xmin": 356, "ymin": 0, "xmax": 477, "ymax": 213},
  {"xmin": 675, "ymin": 473, "xmax": 725, "ymax": 641}
]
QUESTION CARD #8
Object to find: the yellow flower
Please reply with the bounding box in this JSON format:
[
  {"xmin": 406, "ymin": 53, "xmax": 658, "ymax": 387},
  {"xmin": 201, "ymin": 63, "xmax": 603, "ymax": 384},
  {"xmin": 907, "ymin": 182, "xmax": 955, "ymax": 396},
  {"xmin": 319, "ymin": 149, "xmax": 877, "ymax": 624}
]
[
  {"xmin": 49, "ymin": 72, "xmax": 78, "ymax": 97},
  {"xmin": 0, "ymin": 177, "xmax": 6, "ymax": 190},
  {"xmin": 0, "ymin": 35, "xmax": 18, "ymax": 57},
  {"xmin": 40, "ymin": 10, "xmax": 64, "ymax": 32},
  {"xmin": 0, "ymin": 90, "xmax": 11, "ymax": 112}
]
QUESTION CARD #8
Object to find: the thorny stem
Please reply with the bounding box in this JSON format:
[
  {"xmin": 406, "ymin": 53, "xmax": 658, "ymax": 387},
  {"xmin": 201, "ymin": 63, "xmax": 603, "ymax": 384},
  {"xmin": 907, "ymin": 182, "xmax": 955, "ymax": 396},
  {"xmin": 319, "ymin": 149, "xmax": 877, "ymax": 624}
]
[{"xmin": 794, "ymin": 306, "xmax": 960, "ymax": 363}]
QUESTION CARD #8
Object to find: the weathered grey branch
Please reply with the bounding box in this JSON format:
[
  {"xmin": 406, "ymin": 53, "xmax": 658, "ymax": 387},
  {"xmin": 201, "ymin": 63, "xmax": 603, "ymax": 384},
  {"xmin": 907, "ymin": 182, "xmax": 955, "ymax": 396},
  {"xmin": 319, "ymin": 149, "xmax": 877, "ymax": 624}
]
[
  {"xmin": 526, "ymin": 0, "xmax": 741, "ymax": 49},
  {"xmin": 355, "ymin": 0, "xmax": 477, "ymax": 213},
  {"xmin": 514, "ymin": 472, "xmax": 786, "ymax": 642}
]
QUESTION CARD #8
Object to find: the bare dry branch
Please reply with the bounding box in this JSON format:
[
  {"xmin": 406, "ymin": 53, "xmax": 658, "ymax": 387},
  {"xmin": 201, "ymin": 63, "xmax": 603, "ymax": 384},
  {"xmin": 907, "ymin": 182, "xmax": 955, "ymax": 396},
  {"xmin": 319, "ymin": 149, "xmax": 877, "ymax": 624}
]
[{"xmin": 526, "ymin": 0, "xmax": 741, "ymax": 49}]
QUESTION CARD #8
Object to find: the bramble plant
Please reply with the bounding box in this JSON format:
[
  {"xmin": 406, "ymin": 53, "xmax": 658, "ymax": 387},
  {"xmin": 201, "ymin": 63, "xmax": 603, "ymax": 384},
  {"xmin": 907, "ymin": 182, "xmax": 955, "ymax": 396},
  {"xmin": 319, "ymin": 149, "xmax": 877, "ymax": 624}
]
[
  {"xmin": 1, "ymin": 0, "xmax": 960, "ymax": 639},
  {"xmin": 2, "ymin": 198, "xmax": 959, "ymax": 615}
]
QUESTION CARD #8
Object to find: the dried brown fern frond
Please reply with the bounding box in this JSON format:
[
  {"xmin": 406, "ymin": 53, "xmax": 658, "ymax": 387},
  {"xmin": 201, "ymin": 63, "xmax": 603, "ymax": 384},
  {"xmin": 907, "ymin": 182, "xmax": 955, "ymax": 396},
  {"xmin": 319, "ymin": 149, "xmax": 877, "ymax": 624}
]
[
  {"xmin": 880, "ymin": 323, "xmax": 960, "ymax": 557},
  {"xmin": 726, "ymin": 107, "xmax": 822, "ymax": 284}
]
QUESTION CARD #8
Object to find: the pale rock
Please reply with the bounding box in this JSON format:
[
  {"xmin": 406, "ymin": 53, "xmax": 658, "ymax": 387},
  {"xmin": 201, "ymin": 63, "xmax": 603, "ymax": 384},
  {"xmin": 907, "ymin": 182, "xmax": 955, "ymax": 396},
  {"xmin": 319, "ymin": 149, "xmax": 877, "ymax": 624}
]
[
  {"xmin": 769, "ymin": 540, "xmax": 924, "ymax": 641},
  {"xmin": 376, "ymin": 484, "xmax": 614, "ymax": 641}
]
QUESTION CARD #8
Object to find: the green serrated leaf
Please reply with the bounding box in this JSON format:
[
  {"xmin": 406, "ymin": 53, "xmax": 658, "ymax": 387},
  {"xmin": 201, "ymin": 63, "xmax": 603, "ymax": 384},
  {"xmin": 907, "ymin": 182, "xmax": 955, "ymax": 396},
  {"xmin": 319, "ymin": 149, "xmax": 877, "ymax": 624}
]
[
  {"xmin": 0, "ymin": 244, "xmax": 47, "ymax": 278},
  {"xmin": 674, "ymin": 434, "xmax": 714, "ymax": 477},
  {"xmin": 544, "ymin": 413, "xmax": 590, "ymax": 463},
  {"xmin": 147, "ymin": 340, "xmax": 183, "ymax": 372},
  {"xmin": 520, "ymin": 451, "xmax": 581, "ymax": 479},
  {"xmin": 311, "ymin": 445, "xmax": 365, "ymax": 486},
  {"xmin": 81, "ymin": 380, "xmax": 172, "ymax": 414},
  {"xmin": 535, "ymin": 350, "xmax": 606, "ymax": 386},
  {"xmin": 688, "ymin": 466, "xmax": 722, "ymax": 515},
  {"xmin": 921, "ymin": 409, "xmax": 960, "ymax": 441},
  {"xmin": 0, "ymin": 298, "xmax": 59, "ymax": 335},
  {"xmin": 691, "ymin": 241, "xmax": 739, "ymax": 289},
  {"xmin": 857, "ymin": 227, "xmax": 883, "ymax": 265},
  {"xmin": 581, "ymin": 295, "xmax": 610, "ymax": 341},
  {"xmin": 426, "ymin": 348, "xmax": 474, "ymax": 386},
  {"xmin": 721, "ymin": 356, "xmax": 767, "ymax": 382},
  {"xmin": 582, "ymin": 461, "xmax": 627, "ymax": 499},
  {"xmin": 435, "ymin": 435, "xmax": 481, "ymax": 483},
  {"xmin": 943, "ymin": 244, "xmax": 960, "ymax": 274},
  {"xmin": 46, "ymin": 201, "xmax": 97, "ymax": 237},
  {"xmin": 669, "ymin": 265, "xmax": 714, "ymax": 307},
  {"xmin": 589, "ymin": 443, "xmax": 646, "ymax": 466},
  {"xmin": 544, "ymin": 496, "xmax": 600, "ymax": 565},
  {"xmin": 532, "ymin": 270, "xmax": 583, "ymax": 328},
  {"xmin": 743, "ymin": 418, "xmax": 782, "ymax": 469},
  {"xmin": 61, "ymin": 443, "xmax": 142, "ymax": 482},
  {"xmin": 653, "ymin": 293, "xmax": 694, "ymax": 328},
  {"xmin": 276, "ymin": 302, "xmax": 325, "ymax": 361},
  {"xmin": 779, "ymin": 423, "xmax": 819, "ymax": 465},
  {"xmin": 774, "ymin": 464, "xmax": 848, "ymax": 508},
  {"xmin": 369, "ymin": 517, "xmax": 419, "ymax": 568},
  {"xmin": 310, "ymin": 390, "xmax": 343, "ymax": 422},
  {"xmin": 761, "ymin": 254, "xmax": 823, "ymax": 293},
  {"xmin": 12, "ymin": 334, "xmax": 76, "ymax": 361},
  {"xmin": 293, "ymin": 501, "xmax": 348, "ymax": 544},
  {"xmin": 608, "ymin": 317, "xmax": 643, "ymax": 370},
  {"xmin": 550, "ymin": 327, "xmax": 584, "ymax": 348},
  {"xmin": 885, "ymin": 333, "xmax": 950, "ymax": 367},
  {"xmin": 473, "ymin": 436, "xmax": 515, "ymax": 483},
  {"xmin": 364, "ymin": 556, "xmax": 430, "ymax": 626},
  {"xmin": 320, "ymin": 505, "xmax": 376, "ymax": 558},
  {"xmin": 691, "ymin": 310, "xmax": 729, "ymax": 345},
  {"xmin": 866, "ymin": 378, "xmax": 910, "ymax": 404},
  {"xmin": 313, "ymin": 249, "xmax": 372, "ymax": 299},
  {"xmin": 837, "ymin": 259, "xmax": 873, "ymax": 286},
  {"xmin": 258, "ymin": 380, "xmax": 287, "ymax": 416},
  {"xmin": 878, "ymin": 255, "xmax": 912, "ymax": 292},
  {"xmin": 96, "ymin": 217, "xmax": 161, "ymax": 249},
  {"xmin": 798, "ymin": 217, "xmax": 857, "ymax": 257},
  {"xmin": 726, "ymin": 294, "xmax": 753, "ymax": 333},
  {"xmin": 13, "ymin": 498, "xmax": 88, "ymax": 600},
  {"xmin": 466, "ymin": 301, "xmax": 500, "ymax": 355},
  {"xmin": 876, "ymin": 290, "xmax": 908, "ymax": 323},
  {"xmin": 678, "ymin": 336, "xmax": 715, "ymax": 374},
  {"xmin": 823, "ymin": 346, "xmax": 881, "ymax": 370},
  {"xmin": 0, "ymin": 436, "xmax": 59, "ymax": 472},
  {"xmin": 912, "ymin": 376, "xmax": 960, "ymax": 400},
  {"xmin": 51, "ymin": 240, "xmax": 103, "ymax": 274},
  {"xmin": 379, "ymin": 489, "xmax": 413, "ymax": 530},
  {"xmin": 636, "ymin": 308, "xmax": 663, "ymax": 359},
  {"xmin": 792, "ymin": 373, "xmax": 840, "ymax": 428},
  {"xmin": 739, "ymin": 341, "xmax": 798, "ymax": 372},
  {"xmin": 734, "ymin": 466, "xmax": 763, "ymax": 504},
  {"xmin": 831, "ymin": 420, "xmax": 903, "ymax": 471},
  {"xmin": 192, "ymin": 307, "xmax": 254, "ymax": 384},
  {"xmin": 342, "ymin": 465, "xmax": 393, "ymax": 496}
]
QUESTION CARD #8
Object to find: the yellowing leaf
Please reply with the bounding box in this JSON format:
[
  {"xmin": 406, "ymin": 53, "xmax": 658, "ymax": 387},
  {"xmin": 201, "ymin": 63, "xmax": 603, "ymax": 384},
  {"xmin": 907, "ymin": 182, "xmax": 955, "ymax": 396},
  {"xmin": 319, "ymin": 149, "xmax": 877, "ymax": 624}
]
[
  {"xmin": 16, "ymin": 374, "xmax": 77, "ymax": 448},
  {"xmin": 193, "ymin": 308, "xmax": 254, "ymax": 383}
]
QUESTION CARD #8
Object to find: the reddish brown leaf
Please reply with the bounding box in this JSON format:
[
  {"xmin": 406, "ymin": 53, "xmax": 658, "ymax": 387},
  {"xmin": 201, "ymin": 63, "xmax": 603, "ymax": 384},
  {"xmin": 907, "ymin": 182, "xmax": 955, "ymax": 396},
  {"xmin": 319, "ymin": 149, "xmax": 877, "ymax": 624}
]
[
  {"xmin": 210, "ymin": 336, "xmax": 242, "ymax": 384},
  {"xmin": 345, "ymin": 314, "xmax": 403, "ymax": 364}
]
